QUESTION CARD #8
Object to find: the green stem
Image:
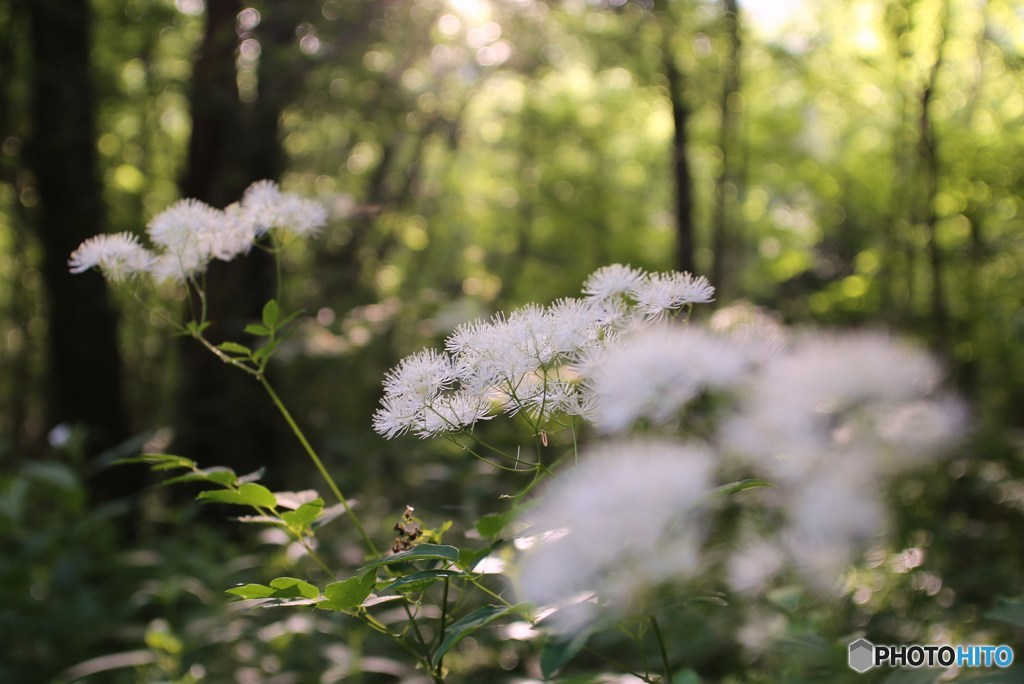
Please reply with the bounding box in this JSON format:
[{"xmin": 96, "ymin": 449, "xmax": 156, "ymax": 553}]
[
  {"xmin": 462, "ymin": 574, "xmax": 512, "ymax": 609},
  {"xmin": 402, "ymin": 602, "xmax": 430, "ymax": 658},
  {"xmin": 259, "ymin": 376, "xmax": 380, "ymax": 558},
  {"xmin": 437, "ymin": 576, "xmax": 450, "ymax": 676},
  {"xmin": 650, "ymin": 616, "xmax": 672, "ymax": 683}
]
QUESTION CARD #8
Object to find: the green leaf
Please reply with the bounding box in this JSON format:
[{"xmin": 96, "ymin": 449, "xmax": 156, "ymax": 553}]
[
  {"xmin": 268, "ymin": 577, "xmax": 320, "ymax": 599},
  {"xmin": 712, "ymin": 479, "xmax": 774, "ymax": 496},
  {"xmin": 360, "ymin": 544, "xmax": 460, "ymax": 570},
  {"xmin": 226, "ymin": 578, "xmax": 319, "ymax": 601},
  {"xmin": 318, "ymin": 572, "xmax": 376, "ymax": 611},
  {"xmin": 226, "ymin": 584, "xmax": 276, "ymax": 599},
  {"xmin": 986, "ymin": 596, "xmax": 1024, "ymax": 628},
  {"xmin": 475, "ymin": 510, "xmax": 517, "ymax": 538},
  {"xmin": 380, "ymin": 569, "xmax": 460, "ymax": 594},
  {"xmin": 281, "ymin": 499, "xmax": 324, "ymax": 529},
  {"xmin": 457, "ymin": 545, "xmax": 494, "ymax": 572},
  {"xmin": 432, "ymin": 604, "xmax": 519, "ymax": 666},
  {"xmin": 262, "ymin": 299, "xmax": 280, "ymax": 328},
  {"xmin": 540, "ymin": 630, "xmax": 592, "ymax": 678},
  {"xmin": 244, "ymin": 323, "xmax": 272, "ymax": 336},
  {"xmin": 162, "ymin": 467, "xmax": 238, "ymax": 487},
  {"xmin": 218, "ymin": 341, "xmax": 252, "ymax": 356},
  {"xmin": 116, "ymin": 453, "xmax": 196, "ymax": 470},
  {"xmin": 197, "ymin": 483, "xmax": 277, "ymax": 509}
]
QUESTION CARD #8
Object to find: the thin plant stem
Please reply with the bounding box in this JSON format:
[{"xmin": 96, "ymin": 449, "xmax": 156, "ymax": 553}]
[
  {"xmin": 462, "ymin": 574, "xmax": 513, "ymax": 608},
  {"xmin": 259, "ymin": 375, "xmax": 380, "ymax": 558},
  {"xmin": 437, "ymin": 576, "xmax": 451, "ymax": 676},
  {"xmin": 401, "ymin": 602, "xmax": 430, "ymax": 658},
  {"xmin": 650, "ymin": 616, "xmax": 672, "ymax": 683}
]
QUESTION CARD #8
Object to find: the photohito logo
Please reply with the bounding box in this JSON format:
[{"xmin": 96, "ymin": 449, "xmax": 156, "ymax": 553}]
[{"xmin": 848, "ymin": 639, "xmax": 1015, "ymax": 673}]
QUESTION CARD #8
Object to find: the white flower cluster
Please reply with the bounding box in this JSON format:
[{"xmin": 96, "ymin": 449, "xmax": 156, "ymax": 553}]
[
  {"xmin": 372, "ymin": 264, "xmax": 717, "ymax": 439},
  {"xmin": 68, "ymin": 180, "xmax": 327, "ymax": 283},
  {"xmin": 720, "ymin": 331, "xmax": 968, "ymax": 590},
  {"xmin": 516, "ymin": 439, "xmax": 714, "ymax": 634},
  {"xmin": 511, "ymin": 320, "xmax": 966, "ymax": 631}
]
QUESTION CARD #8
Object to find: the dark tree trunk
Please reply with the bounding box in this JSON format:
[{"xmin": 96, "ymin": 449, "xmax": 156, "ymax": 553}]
[
  {"xmin": 27, "ymin": 0, "xmax": 138, "ymax": 498},
  {"xmin": 173, "ymin": 0, "xmax": 305, "ymax": 481},
  {"xmin": 653, "ymin": 1, "xmax": 696, "ymax": 275},
  {"xmin": 712, "ymin": 0, "xmax": 741, "ymax": 298}
]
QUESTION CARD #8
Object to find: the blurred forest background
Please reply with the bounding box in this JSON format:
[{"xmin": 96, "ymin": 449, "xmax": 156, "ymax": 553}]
[{"xmin": 2, "ymin": 0, "xmax": 1024, "ymax": 681}]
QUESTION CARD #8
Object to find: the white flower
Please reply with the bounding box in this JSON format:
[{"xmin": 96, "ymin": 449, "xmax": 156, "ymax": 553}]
[
  {"xmin": 583, "ymin": 325, "xmax": 750, "ymax": 433},
  {"xmin": 67, "ymin": 232, "xmax": 154, "ymax": 282},
  {"xmin": 582, "ymin": 264, "xmax": 644, "ymax": 300},
  {"xmin": 546, "ymin": 298, "xmax": 606, "ymax": 357},
  {"xmin": 241, "ymin": 179, "xmax": 328, "ymax": 237},
  {"xmin": 448, "ymin": 315, "xmax": 539, "ymax": 393},
  {"xmin": 372, "ymin": 394, "xmax": 422, "ymax": 439},
  {"xmin": 146, "ymin": 198, "xmax": 235, "ymax": 281},
  {"xmin": 516, "ymin": 439, "xmax": 714, "ymax": 634},
  {"xmin": 382, "ymin": 348, "xmax": 455, "ymax": 402},
  {"xmin": 415, "ymin": 391, "xmax": 493, "ymax": 437},
  {"xmin": 720, "ymin": 330, "xmax": 955, "ymax": 483},
  {"xmin": 632, "ymin": 271, "xmax": 715, "ymax": 319}
]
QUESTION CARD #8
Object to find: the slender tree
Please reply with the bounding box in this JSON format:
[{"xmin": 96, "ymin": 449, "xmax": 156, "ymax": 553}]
[
  {"xmin": 26, "ymin": 0, "xmax": 137, "ymax": 497},
  {"xmin": 652, "ymin": 0, "xmax": 696, "ymax": 275}
]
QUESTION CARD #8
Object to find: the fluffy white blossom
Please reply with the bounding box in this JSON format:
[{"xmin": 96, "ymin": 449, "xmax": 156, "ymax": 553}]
[
  {"xmin": 582, "ymin": 264, "xmax": 644, "ymax": 300},
  {"xmin": 70, "ymin": 181, "xmax": 327, "ymax": 284},
  {"xmin": 517, "ymin": 439, "xmax": 714, "ymax": 633},
  {"xmin": 67, "ymin": 232, "xmax": 154, "ymax": 282},
  {"xmin": 720, "ymin": 330, "xmax": 957, "ymax": 483},
  {"xmin": 632, "ymin": 271, "xmax": 715, "ymax": 319},
  {"xmin": 584, "ymin": 325, "xmax": 750, "ymax": 433},
  {"xmin": 241, "ymin": 180, "xmax": 328, "ymax": 237},
  {"xmin": 382, "ymin": 348, "xmax": 455, "ymax": 402}
]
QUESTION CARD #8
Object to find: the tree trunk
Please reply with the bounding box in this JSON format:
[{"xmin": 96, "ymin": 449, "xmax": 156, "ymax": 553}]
[
  {"xmin": 654, "ymin": 1, "xmax": 696, "ymax": 275},
  {"xmin": 173, "ymin": 0, "xmax": 305, "ymax": 481},
  {"xmin": 712, "ymin": 0, "xmax": 741, "ymax": 298},
  {"xmin": 27, "ymin": 0, "xmax": 137, "ymax": 498}
]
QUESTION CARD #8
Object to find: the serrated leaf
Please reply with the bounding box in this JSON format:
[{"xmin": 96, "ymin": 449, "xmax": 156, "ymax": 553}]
[
  {"xmin": 197, "ymin": 483, "xmax": 277, "ymax": 509},
  {"xmin": 244, "ymin": 323, "xmax": 272, "ymax": 336},
  {"xmin": 281, "ymin": 499, "xmax": 324, "ymax": 529},
  {"xmin": 218, "ymin": 341, "xmax": 252, "ymax": 356},
  {"xmin": 380, "ymin": 569, "xmax": 460, "ymax": 594},
  {"xmin": 226, "ymin": 584, "xmax": 276, "ymax": 599},
  {"xmin": 268, "ymin": 577, "xmax": 319, "ymax": 599},
  {"xmin": 360, "ymin": 544, "xmax": 460, "ymax": 571},
  {"xmin": 318, "ymin": 572, "xmax": 376, "ymax": 612},
  {"xmin": 432, "ymin": 604, "xmax": 517, "ymax": 666},
  {"xmin": 262, "ymin": 300, "xmax": 280, "ymax": 328}
]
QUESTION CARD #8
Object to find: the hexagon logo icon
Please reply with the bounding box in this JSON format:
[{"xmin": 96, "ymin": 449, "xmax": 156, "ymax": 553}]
[{"xmin": 848, "ymin": 638, "xmax": 875, "ymax": 673}]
